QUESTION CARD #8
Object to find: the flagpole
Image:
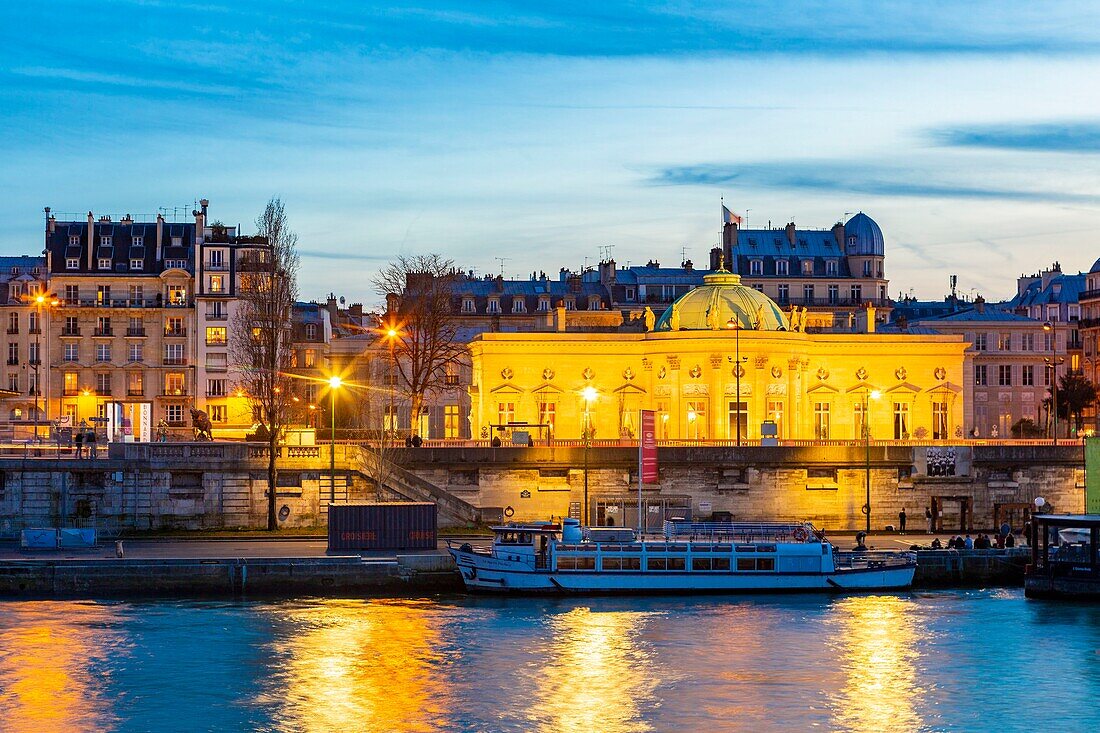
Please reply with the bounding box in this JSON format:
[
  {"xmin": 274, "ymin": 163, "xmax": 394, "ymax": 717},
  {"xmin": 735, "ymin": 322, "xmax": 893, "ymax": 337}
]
[{"xmin": 637, "ymin": 407, "xmax": 644, "ymax": 537}]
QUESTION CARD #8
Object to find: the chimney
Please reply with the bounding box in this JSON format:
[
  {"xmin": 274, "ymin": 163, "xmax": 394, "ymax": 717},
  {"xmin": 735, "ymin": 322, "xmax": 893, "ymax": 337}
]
[
  {"xmin": 722, "ymin": 220, "xmax": 737, "ymax": 271},
  {"xmin": 349, "ymin": 303, "xmax": 363, "ymax": 319},
  {"xmin": 495, "ymin": 274, "xmax": 504, "ymax": 292},
  {"xmin": 682, "ymin": 259, "xmax": 693, "ymax": 271},
  {"xmin": 87, "ymin": 211, "xmax": 94, "ymax": 270},
  {"xmin": 785, "ymin": 222, "xmax": 797, "ymax": 246},
  {"xmin": 832, "ymin": 221, "xmax": 845, "ymax": 247},
  {"xmin": 599, "ymin": 259, "xmax": 616, "ymax": 285},
  {"xmin": 156, "ymin": 213, "xmax": 164, "ymax": 261},
  {"xmin": 385, "ymin": 292, "xmax": 400, "ymax": 314},
  {"xmin": 200, "ymin": 198, "xmax": 209, "ymax": 219},
  {"xmin": 326, "ymin": 293, "xmax": 339, "ymax": 324},
  {"xmin": 45, "ymin": 207, "xmax": 54, "ymax": 234},
  {"xmin": 555, "ymin": 305, "xmax": 567, "ymax": 332},
  {"xmin": 974, "ymin": 295, "xmax": 985, "ymax": 315},
  {"xmin": 709, "ymin": 246, "xmax": 722, "ymax": 270},
  {"xmin": 864, "ymin": 303, "xmax": 876, "ymax": 333},
  {"xmin": 194, "ymin": 206, "xmax": 205, "ymax": 244}
]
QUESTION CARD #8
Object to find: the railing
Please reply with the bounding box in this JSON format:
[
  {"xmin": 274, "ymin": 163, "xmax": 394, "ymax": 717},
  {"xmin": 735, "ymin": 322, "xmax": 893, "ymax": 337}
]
[
  {"xmin": 127, "ymin": 390, "xmax": 144, "ymax": 397},
  {"xmin": 93, "ymin": 328, "xmax": 113, "ymax": 336},
  {"xmin": 5, "ymin": 359, "xmax": 17, "ymax": 366},
  {"xmin": 28, "ymin": 328, "xmax": 41, "ymax": 335},
  {"xmin": 204, "ymin": 262, "xmax": 228, "ymax": 271},
  {"xmin": 164, "ymin": 328, "xmax": 187, "ymax": 337},
  {"xmin": 663, "ymin": 521, "xmax": 810, "ymax": 543},
  {"xmin": 163, "ymin": 358, "xmax": 188, "ymax": 366},
  {"xmin": 414, "ymin": 437, "xmax": 1087, "ymax": 449},
  {"xmin": 5, "ymin": 328, "xmax": 16, "ymax": 335},
  {"xmin": 206, "ymin": 339, "xmax": 227, "ymax": 346},
  {"xmin": 206, "ymin": 313, "xmax": 228, "ymax": 321},
  {"xmin": 1079, "ymin": 288, "xmax": 1100, "ymax": 301},
  {"xmin": 62, "ymin": 328, "xmax": 81, "ymax": 336},
  {"xmin": 162, "ymin": 389, "xmax": 188, "ymax": 396},
  {"xmin": 126, "ymin": 327, "xmax": 146, "ymax": 337}
]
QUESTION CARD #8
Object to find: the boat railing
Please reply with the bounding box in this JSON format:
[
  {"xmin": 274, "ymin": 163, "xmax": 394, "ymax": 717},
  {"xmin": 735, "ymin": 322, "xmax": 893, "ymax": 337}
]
[
  {"xmin": 834, "ymin": 551, "xmax": 916, "ymax": 569},
  {"xmin": 663, "ymin": 521, "xmax": 815, "ymax": 543}
]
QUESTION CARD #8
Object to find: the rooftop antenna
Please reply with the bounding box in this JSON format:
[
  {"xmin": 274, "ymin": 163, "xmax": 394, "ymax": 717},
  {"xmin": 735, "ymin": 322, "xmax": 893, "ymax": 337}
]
[
  {"xmin": 744, "ymin": 208, "xmax": 751, "ymax": 228},
  {"xmin": 495, "ymin": 257, "xmax": 508, "ymax": 277},
  {"xmin": 949, "ymin": 274, "xmax": 958, "ymax": 298},
  {"xmin": 599, "ymin": 244, "xmax": 614, "ymax": 261},
  {"xmin": 681, "ymin": 245, "xmax": 688, "ymax": 264}
]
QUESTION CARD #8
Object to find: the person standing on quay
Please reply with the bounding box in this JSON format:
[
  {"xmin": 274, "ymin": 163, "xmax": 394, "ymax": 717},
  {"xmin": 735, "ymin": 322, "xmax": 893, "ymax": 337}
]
[
  {"xmin": 926, "ymin": 506, "xmax": 934, "ymax": 533},
  {"xmin": 898, "ymin": 508, "xmax": 907, "ymax": 533}
]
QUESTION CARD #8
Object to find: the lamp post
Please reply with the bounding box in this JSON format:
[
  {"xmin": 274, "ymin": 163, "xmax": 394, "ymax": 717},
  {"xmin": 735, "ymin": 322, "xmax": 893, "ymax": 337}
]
[
  {"xmin": 726, "ymin": 316, "xmax": 748, "ymax": 446},
  {"xmin": 30, "ymin": 293, "xmax": 57, "ymax": 443},
  {"xmin": 1043, "ymin": 321, "xmax": 1063, "ymax": 445},
  {"xmin": 328, "ymin": 375, "xmax": 342, "ymax": 503},
  {"xmin": 581, "ymin": 385, "xmax": 598, "ymax": 526},
  {"xmin": 864, "ymin": 389, "xmax": 882, "ymax": 534},
  {"xmin": 383, "ymin": 324, "xmax": 400, "ymax": 448}
]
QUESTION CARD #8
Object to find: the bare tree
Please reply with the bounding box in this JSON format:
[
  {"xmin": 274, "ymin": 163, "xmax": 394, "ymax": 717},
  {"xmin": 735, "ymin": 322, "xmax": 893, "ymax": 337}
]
[
  {"xmin": 373, "ymin": 254, "xmax": 466, "ymax": 435},
  {"xmin": 230, "ymin": 197, "xmax": 300, "ymax": 530}
]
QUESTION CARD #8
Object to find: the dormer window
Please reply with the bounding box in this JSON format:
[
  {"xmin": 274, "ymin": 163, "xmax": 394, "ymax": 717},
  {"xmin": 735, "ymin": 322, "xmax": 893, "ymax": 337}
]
[
  {"xmin": 538, "ymin": 296, "xmax": 551, "ymax": 312},
  {"xmin": 171, "ymin": 236, "xmax": 182, "ymax": 247},
  {"xmin": 862, "ymin": 261, "xmax": 872, "ymax": 277},
  {"xmin": 564, "ymin": 298, "xmax": 576, "ymax": 311},
  {"xmin": 587, "ymin": 295, "xmax": 601, "ymax": 310},
  {"xmin": 133, "ymin": 236, "xmax": 143, "ymax": 247},
  {"xmin": 98, "ymin": 258, "xmax": 112, "ymax": 270},
  {"xmin": 66, "ymin": 258, "xmax": 79, "ymax": 270},
  {"xmin": 487, "ymin": 298, "xmax": 501, "ymax": 314},
  {"xmin": 625, "ymin": 287, "xmax": 635, "ymax": 301},
  {"xmin": 9, "ymin": 267, "xmax": 18, "ymax": 276},
  {"xmin": 802, "ymin": 259, "xmax": 814, "ymax": 275},
  {"xmin": 776, "ymin": 260, "xmax": 789, "ymax": 276},
  {"xmin": 825, "ymin": 259, "xmax": 838, "ymax": 276},
  {"xmin": 512, "ymin": 297, "xmax": 526, "ymax": 313},
  {"xmin": 749, "ymin": 259, "xmax": 763, "ymax": 276},
  {"xmin": 69, "ymin": 235, "xmax": 80, "ymax": 247},
  {"xmin": 461, "ymin": 297, "xmax": 476, "ymax": 314},
  {"xmin": 100, "ymin": 236, "xmax": 112, "ymax": 247},
  {"xmin": 130, "ymin": 259, "xmax": 144, "ymax": 271},
  {"xmin": 305, "ymin": 323, "xmax": 317, "ymax": 340}
]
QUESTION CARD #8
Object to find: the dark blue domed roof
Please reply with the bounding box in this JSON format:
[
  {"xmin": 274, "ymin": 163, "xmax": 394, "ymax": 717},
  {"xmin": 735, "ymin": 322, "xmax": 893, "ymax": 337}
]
[
  {"xmin": 844, "ymin": 212, "xmax": 884, "ymax": 256},
  {"xmin": 1090, "ymin": 257, "xmax": 1100, "ymax": 274}
]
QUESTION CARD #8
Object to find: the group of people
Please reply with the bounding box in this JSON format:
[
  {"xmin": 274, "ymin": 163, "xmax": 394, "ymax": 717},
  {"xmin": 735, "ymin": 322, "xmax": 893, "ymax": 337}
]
[
  {"xmin": 72, "ymin": 420, "xmax": 99, "ymax": 459},
  {"xmin": 930, "ymin": 532, "xmax": 1017, "ymax": 550}
]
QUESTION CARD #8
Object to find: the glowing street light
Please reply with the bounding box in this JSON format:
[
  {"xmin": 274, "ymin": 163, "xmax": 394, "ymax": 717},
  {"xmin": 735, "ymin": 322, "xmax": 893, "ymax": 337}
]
[
  {"xmin": 581, "ymin": 386, "xmax": 599, "ymax": 525},
  {"xmin": 328, "ymin": 375, "xmax": 343, "ymax": 503},
  {"xmin": 864, "ymin": 388, "xmax": 882, "ymax": 534}
]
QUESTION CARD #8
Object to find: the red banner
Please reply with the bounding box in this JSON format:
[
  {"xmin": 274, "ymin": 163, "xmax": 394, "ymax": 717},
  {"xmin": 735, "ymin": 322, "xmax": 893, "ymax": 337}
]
[{"xmin": 640, "ymin": 410, "xmax": 658, "ymax": 483}]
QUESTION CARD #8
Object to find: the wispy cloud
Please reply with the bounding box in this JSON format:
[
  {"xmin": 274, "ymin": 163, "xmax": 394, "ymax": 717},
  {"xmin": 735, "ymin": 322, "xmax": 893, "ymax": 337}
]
[
  {"xmin": 651, "ymin": 161, "xmax": 1100, "ymax": 204},
  {"xmin": 300, "ymin": 249, "xmax": 392, "ymax": 262},
  {"xmin": 931, "ymin": 120, "xmax": 1100, "ymax": 152}
]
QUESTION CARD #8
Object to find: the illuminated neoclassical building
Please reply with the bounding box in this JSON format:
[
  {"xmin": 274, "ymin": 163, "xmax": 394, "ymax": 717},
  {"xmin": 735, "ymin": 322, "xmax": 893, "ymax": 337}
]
[{"xmin": 469, "ymin": 269, "xmax": 971, "ymax": 442}]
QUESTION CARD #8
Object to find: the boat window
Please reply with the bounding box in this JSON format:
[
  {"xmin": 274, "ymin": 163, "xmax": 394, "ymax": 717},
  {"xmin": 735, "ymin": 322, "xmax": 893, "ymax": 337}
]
[
  {"xmin": 756, "ymin": 544, "xmax": 777, "ymax": 553},
  {"xmin": 667, "ymin": 557, "xmax": 686, "ymax": 571},
  {"xmin": 667, "ymin": 544, "xmax": 687, "ymax": 552},
  {"xmin": 735, "ymin": 545, "xmax": 758, "ymax": 553},
  {"xmin": 601, "ymin": 544, "xmax": 623, "ymax": 552},
  {"xmin": 737, "ymin": 558, "xmax": 756, "ymax": 571},
  {"xmin": 647, "ymin": 557, "xmax": 667, "ymax": 571},
  {"xmin": 558, "ymin": 555, "xmax": 596, "ymax": 570},
  {"xmin": 602, "ymin": 557, "xmax": 641, "ymax": 570},
  {"xmin": 758, "ymin": 558, "xmax": 775, "ymax": 571},
  {"xmin": 623, "ymin": 544, "xmax": 643, "ymax": 552},
  {"xmin": 713, "ymin": 557, "xmax": 731, "ymax": 571},
  {"xmin": 713, "ymin": 544, "xmax": 732, "ymax": 552},
  {"xmin": 690, "ymin": 544, "xmax": 712, "ymax": 553},
  {"xmin": 692, "ymin": 558, "xmax": 712, "ymax": 571},
  {"xmin": 647, "ymin": 543, "xmax": 667, "ymax": 552}
]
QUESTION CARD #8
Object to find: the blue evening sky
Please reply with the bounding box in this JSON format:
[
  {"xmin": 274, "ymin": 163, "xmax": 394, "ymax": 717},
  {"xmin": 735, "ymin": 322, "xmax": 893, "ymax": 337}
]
[{"xmin": 3, "ymin": 1, "xmax": 1100, "ymax": 304}]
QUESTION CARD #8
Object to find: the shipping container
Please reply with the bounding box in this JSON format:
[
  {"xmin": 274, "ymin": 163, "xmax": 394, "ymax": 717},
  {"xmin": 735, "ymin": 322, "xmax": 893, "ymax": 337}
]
[
  {"xmin": 21, "ymin": 528, "xmax": 58, "ymax": 549},
  {"xmin": 59, "ymin": 528, "xmax": 98, "ymax": 549},
  {"xmin": 328, "ymin": 502, "xmax": 437, "ymax": 551}
]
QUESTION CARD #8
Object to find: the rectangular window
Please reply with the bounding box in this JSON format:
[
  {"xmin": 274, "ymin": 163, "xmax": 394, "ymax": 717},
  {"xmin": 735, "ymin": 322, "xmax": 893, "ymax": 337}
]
[
  {"xmin": 487, "ymin": 299, "xmax": 501, "ymax": 314},
  {"xmin": 8, "ymin": 374, "xmax": 16, "ymax": 392},
  {"xmin": 129, "ymin": 284, "xmax": 144, "ymax": 304},
  {"xmin": 64, "ymin": 372, "xmax": 78, "ymax": 395},
  {"xmin": 998, "ymin": 365, "xmax": 1012, "ymax": 386},
  {"xmin": 128, "ymin": 316, "xmax": 144, "ymax": 336},
  {"xmin": 128, "ymin": 342, "xmax": 143, "ymax": 362},
  {"xmin": 767, "ymin": 400, "xmax": 783, "ymax": 437},
  {"xmin": 165, "ymin": 316, "xmax": 185, "ymax": 336},
  {"xmin": 932, "ymin": 402, "xmax": 949, "ymax": 440},
  {"xmin": 100, "ymin": 235, "xmax": 112, "ymax": 247},
  {"xmin": 803, "ymin": 284, "xmax": 814, "ymax": 303},
  {"xmin": 166, "ymin": 404, "xmax": 184, "ymax": 423},
  {"xmin": 686, "ymin": 400, "xmax": 707, "ymax": 440},
  {"xmin": 6, "ymin": 342, "xmax": 16, "ymax": 364},
  {"xmin": 1022, "ymin": 364, "xmax": 1034, "ymax": 386},
  {"xmin": 28, "ymin": 342, "xmax": 39, "ymax": 364},
  {"xmin": 801, "ymin": 260, "xmax": 813, "ymax": 275},
  {"xmin": 776, "ymin": 260, "xmax": 789, "ymax": 276},
  {"xmin": 95, "ymin": 372, "xmax": 111, "ymax": 395},
  {"xmin": 462, "ymin": 298, "xmax": 475, "ymax": 313},
  {"xmin": 750, "ymin": 260, "xmax": 762, "ymax": 275},
  {"xmin": 167, "ymin": 285, "xmax": 187, "ymax": 306},
  {"xmin": 98, "ymin": 258, "xmax": 112, "ymax": 270},
  {"xmin": 303, "ymin": 349, "xmax": 316, "ymax": 368},
  {"xmin": 776, "ymin": 284, "xmax": 789, "ymax": 304},
  {"xmin": 538, "ymin": 298, "xmax": 550, "ymax": 312},
  {"xmin": 130, "ymin": 259, "xmax": 143, "ymax": 271},
  {"xmin": 727, "ymin": 400, "xmax": 747, "ymax": 439},
  {"xmin": 444, "ymin": 404, "xmax": 460, "ymax": 439},
  {"xmin": 96, "ymin": 316, "xmax": 112, "ymax": 336},
  {"xmin": 66, "ymin": 258, "xmax": 79, "ymax": 270},
  {"xmin": 6, "ymin": 312, "xmax": 16, "ymax": 334},
  {"xmin": 826, "ymin": 260, "xmax": 838, "ymax": 276},
  {"xmin": 854, "ymin": 402, "xmax": 867, "ymax": 439},
  {"xmin": 497, "ymin": 402, "xmax": 515, "ymax": 426},
  {"xmin": 828, "ymin": 284, "xmax": 839, "ymax": 304},
  {"xmin": 206, "ymin": 326, "xmax": 227, "ymax": 345},
  {"xmin": 206, "ymin": 353, "xmax": 228, "ymax": 372},
  {"xmin": 1022, "ymin": 333, "xmax": 1035, "ymax": 351},
  {"xmin": 893, "ymin": 402, "xmax": 910, "ymax": 440},
  {"xmin": 28, "ymin": 312, "xmax": 39, "ymax": 333},
  {"xmin": 208, "ymin": 378, "xmax": 226, "ymax": 396},
  {"xmin": 63, "ymin": 343, "xmax": 78, "ymax": 362},
  {"xmin": 863, "ymin": 260, "xmax": 872, "ymax": 277},
  {"xmin": 96, "ymin": 285, "xmax": 110, "ymax": 305},
  {"xmin": 850, "ymin": 285, "xmax": 862, "ymax": 303},
  {"xmin": 975, "ymin": 364, "xmax": 987, "ymax": 386},
  {"xmin": 209, "ymin": 405, "xmax": 227, "ymax": 423},
  {"xmin": 128, "ymin": 371, "xmax": 144, "ymax": 396},
  {"xmin": 998, "ymin": 333, "xmax": 1011, "ymax": 351},
  {"xmin": 165, "ymin": 372, "xmax": 185, "ymax": 395},
  {"xmin": 208, "ymin": 275, "xmax": 224, "ymax": 293},
  {"xmin": 132, "ymin": 236, "xmax": 143, "ymax": 247},
  {"xmin": 305, "ymin": 323, "xmax": 317, "ymax": 340},
  {"xmin": 512, "ymin": 298, "xmax": 526, "ymax": 313},
  {"xmin": 208, "ymin": 249, "xmax": 224, "ymax": 268},
  {"xmin": 96, "ymin": 343, "xmax": 111, "ymax": 362},
  {"xmin": 538, "ymin": 401, "xmax": 556, "ymax": 435},
  {"xmin": 814, "ymin": 402, "xmax": 830, "ymax": 440},
  {"xmin": 164, "ymin": 343, "xmax": 185, "ymax": 365},
  {"xmin": 64, "ymin": 285, "xmax": 79, "ymax": 305}
]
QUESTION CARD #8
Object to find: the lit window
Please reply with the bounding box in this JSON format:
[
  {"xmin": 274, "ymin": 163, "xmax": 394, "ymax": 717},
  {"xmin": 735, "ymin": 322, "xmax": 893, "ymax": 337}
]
[{"xmin": 206, "ymin": 326, "xmax": 227, "ymax": 345}]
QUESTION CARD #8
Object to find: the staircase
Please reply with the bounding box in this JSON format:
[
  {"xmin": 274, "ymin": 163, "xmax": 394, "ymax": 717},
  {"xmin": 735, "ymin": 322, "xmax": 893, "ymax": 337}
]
[{"xmin": 353, "ymin": 446, "xmax": 479, "ymax": 526}]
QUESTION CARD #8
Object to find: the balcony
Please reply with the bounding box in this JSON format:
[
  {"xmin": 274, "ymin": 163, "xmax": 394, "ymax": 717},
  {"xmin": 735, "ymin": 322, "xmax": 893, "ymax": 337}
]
[
  {"xmin": 165, "ymin": 299, "xmax": 191, "ymax": 309},
  {"xmin": 62, "ymin": 327, "xmax": 81, "ymax": 337},
  {"xmin": 206, "ymin": 312, "xmax": 228, "ymax": 321},
  {"xmin": 1080, "ymin": 289, "xmax": 1100, "ymax": 302},
  {"xmin": 126, "ymin": 327, "xmax": 147, "ymax": 337},
  {"xmin": 206, "ymin": 339, "xmax": 227, "ymax": 347},
  {"xmin": 204, "ymin": 262, "xmax": 229, "ymax": 271},
  {"xmin": 6, "ymin": 358, "xmax": 18, "ymax": 366},
  {"xmin": 127, "ymin": 389, "xmax": 145, "ymax": 397},
  {"xmin": 93, "ymin": 328, "xmax": 114, "ymax": 337},
  {"xmin": 162, "ymin": 390, "xmax": 188, "ymax": 398},
  {"xmin": 236, "ymin": 259, "xmax": 270, "ymax": 273},
  {"xmin": 63, "ymin": 388, "xmax": 80, "ymax": 396},
  {"xmin": 164, "ymin": 328, "xmax": 187, "ymax": 337},
  {"xmin": 5, "ymin": 328, "xmax": 16, "ymax": 335},
  {"xmin": 28, "ymin": 328, "xmax": 41, "ymax": 335}
]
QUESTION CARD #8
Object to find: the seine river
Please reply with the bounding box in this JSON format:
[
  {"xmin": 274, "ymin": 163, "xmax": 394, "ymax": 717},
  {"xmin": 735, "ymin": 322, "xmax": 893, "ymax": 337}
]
[{"xmin": 0, "ymin": 589, "xmax": 1096, "ymax": 732}]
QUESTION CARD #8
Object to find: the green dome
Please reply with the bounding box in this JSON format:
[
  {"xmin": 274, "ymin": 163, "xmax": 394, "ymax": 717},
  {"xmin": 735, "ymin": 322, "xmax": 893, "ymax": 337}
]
[{"xmin": 654, "ymin": 270, "xmax": 790, "ymax": 332}]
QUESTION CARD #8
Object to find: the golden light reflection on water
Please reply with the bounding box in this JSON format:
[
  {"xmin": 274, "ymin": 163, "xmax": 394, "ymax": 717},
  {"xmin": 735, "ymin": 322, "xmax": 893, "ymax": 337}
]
[
  {"xmin": 261, "ymin": 599, "xmax": 449, "ymax": 733},
  {"xmin": 830, "ymin": 595, "xmax": 925, "ymax": 733},
  {"xmin": 0, "ymin": 601, "xmax": 119, "ymax": 733},
  {"xmin": 526, "ymin": 607, "xmax": 660, "ymax": 733}
]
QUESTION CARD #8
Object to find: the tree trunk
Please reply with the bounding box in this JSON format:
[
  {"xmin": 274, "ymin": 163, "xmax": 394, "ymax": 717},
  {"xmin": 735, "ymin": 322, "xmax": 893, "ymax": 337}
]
[
  {"xmin": 267, "ymin": 427, "xmax": 278, "ymax": 530},
  {"xmin": 409, "ymin": 392, "xmax": 424, "ymax": 436}
]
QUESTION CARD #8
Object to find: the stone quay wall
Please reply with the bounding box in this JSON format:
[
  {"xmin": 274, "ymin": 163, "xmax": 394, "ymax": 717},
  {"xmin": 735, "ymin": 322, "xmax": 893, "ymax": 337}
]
[{"xmin": 401, "ymin": 444, "xmax": 1085, "ymax": 532}]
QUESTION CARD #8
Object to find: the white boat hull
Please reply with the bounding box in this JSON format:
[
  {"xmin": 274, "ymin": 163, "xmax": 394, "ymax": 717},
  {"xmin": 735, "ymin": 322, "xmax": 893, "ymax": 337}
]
[{"xmin": 450, "ymin": 549, "xmax": 916, "ymax": 594}]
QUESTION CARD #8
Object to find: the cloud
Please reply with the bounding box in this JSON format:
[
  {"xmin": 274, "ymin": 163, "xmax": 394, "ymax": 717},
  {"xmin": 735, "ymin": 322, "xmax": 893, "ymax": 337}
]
[
  {"xmin": 931, "ymin": 121, "xmax": 1100, "ymax": 152},
  {"xmin": 651, "ymin": 161, "xmax": 1100, "ymax": 204},
  {"xmin": 300, "ymin": 249, "xmax": 392, "ymax": 262}
]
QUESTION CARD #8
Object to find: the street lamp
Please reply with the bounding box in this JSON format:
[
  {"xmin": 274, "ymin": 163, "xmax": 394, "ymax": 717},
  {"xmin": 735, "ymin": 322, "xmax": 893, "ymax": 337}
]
[
  {"xmin": 381, "ymin": 323, "xmax": 401, "ymax": 447},
  {"xmin": 726, "ymin": 316, "xmax": 748, "ymax": 446},
  {"xmin": 864, "ymin": 389, "xmax": 882, "ymax": 533},
  {"xmin": 581, "ymin": 385, "xmax": 598, "ymax": 526},
  {"xmin": 30, "ymin": 293, "xmax": 58, "ymax": 443},
  {"xmin": 1043, "ymin": 321, "xmax": 1064, "ymax": 445},
  {"xmin": 328, "ymin": 375, "xmax": 342, "ymax": 504}
]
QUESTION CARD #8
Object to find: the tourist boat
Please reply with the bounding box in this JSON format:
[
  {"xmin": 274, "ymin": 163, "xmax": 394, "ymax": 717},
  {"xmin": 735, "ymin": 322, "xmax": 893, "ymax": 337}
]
[
  {"xmin": 447, "ymin": 518, "xmax": 917, "ymax": 594},
  {"xmin": 1025, "ymin": 513, "xmax": 1100, "ymax": 599}
]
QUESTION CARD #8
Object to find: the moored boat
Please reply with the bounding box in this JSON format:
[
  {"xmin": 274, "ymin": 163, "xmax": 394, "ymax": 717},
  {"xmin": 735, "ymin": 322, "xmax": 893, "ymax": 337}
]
[
  {"xmin": 1025, "ymin": 514, "xmax": 1100, "ymax": 599},
  {"xmin": 447, "ymin": 518, "xmax": 916, "ymax": 594}
]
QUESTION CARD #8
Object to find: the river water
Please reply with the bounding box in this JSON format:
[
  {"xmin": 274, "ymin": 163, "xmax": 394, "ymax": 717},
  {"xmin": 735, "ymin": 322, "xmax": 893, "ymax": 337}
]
[{"xmin": 0, "ymin": 589, "xmax": 1096, "ymax": 732}]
